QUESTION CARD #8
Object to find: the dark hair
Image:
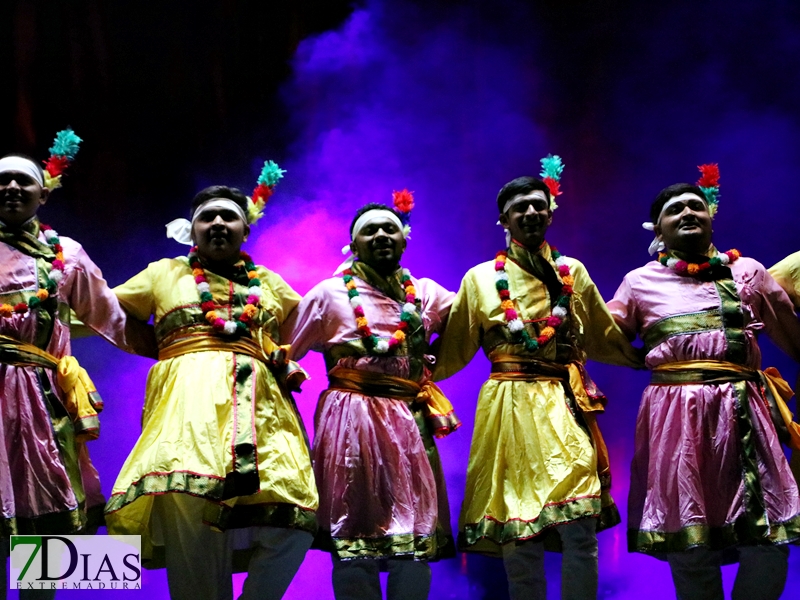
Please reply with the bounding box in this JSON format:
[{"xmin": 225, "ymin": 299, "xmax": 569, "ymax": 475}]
[
  {"xmin": 191, "ymin": 185, "xmax": 249, "ymax": 216},
  {"xmin": 1, "ymin": 153, "xmax": 45, "ymax": 181},
  {"xmin": 349, "ymin": 202, "xmax": 402, "ymax": 235},
  {"xmin": 496, "ymin": 177, "xmax": 551, "ymax": 213},
  {"xmin": 649, "ymin": 183, "xmax": 707, "ymax": 223}
]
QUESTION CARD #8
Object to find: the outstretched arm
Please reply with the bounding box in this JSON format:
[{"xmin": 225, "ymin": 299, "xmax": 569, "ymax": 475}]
[
  {"xmin": 757, "ymin": 267, "xmax": 800, "ymax": 365},
  {"xmin": 769, "ymin": 251, "xmax": 800, "ymax": 311},
  {"xmin": 280, "ymin": 286, "xmax": 326, "ymax": 362},
  {"xmin": 576, "ymin": 265, "xmax": 643, "ymax": 369},
  {"xmin": 433, "ymin": 272, "xmax": 482, "ymax": 381},
  {"xmin": 67, "ymin": 245, "xmax": 157, "ymax": 358}
]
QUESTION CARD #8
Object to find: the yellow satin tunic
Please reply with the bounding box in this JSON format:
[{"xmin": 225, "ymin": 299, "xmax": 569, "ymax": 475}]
[
  {"xmin": 104, "ymin": 257, "xmax": 318, "ymax": 561},
  {"xmin": 435, "ymin": 243, "xmax": 640, "ymax": 554}
]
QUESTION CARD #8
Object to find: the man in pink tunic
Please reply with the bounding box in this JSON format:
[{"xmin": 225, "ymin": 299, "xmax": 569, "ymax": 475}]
[
  {"xmin": 0, "ymin": 152, "xmax": 153, "ymax": 599},
  {"xmin": 281, "ymin": 198, "xmax": 456, "ymax": 600},
  {"xmin": 609, "ymin": 175, "xmax": 800, "ymax": 600}
]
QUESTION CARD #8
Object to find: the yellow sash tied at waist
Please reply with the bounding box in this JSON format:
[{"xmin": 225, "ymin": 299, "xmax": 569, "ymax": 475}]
[
  {"xmin": 327, "ymin": 366, "xmax": 461, "ymax": 438},
  {"xmin": 158, "ymin": 332, "xmax": 308, "ymax": 392},
  {"xmin": 0, "ymin": 334, "xmax": 102, "ymax": 441},
  {"xmin": 490, "ymin": 356, "xmax": 607, "ymax": 413},
  {"xmin": 489, "ymin": 355, "xmax": 612, "ymax": 489},
  {"xmin": 651, "ymin": 360, "xmax": 800, "ymax": 451}
]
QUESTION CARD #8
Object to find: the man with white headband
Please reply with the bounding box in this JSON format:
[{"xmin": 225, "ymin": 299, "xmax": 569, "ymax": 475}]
[
  {"xmin": 609, "ymin": 172, "xmax": 800, "ymax": 600},
  {"xmin": 105, "ymin": 181, "xmax": 318, "ymax": 600},
  {"xmin": 0, "ymin": 147, "xmax": 155, "ymax": 600},
  {"xmin": 434, "ymin": 165, "xmax": 642, "ymax": 600},
  {"xmin": 282, "ymin": 195, "xmax": 457, "ymax": 600}
]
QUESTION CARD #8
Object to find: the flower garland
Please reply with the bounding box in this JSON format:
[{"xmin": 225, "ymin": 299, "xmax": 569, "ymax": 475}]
[
  {"xmin": 495, "ymin": 247, "xmax": 572, "ymax": 351},
  {"xmin": 0, "ymin": 224, "xmax": 65, "ymax": 318},
  {"xmin": 657, "ymin": 249, "xmax": 740, "ymax": 276},
  {"xmin": 343, "ymin": 268, "xmax": 418, "ymax": 354},
  {"xmin": 190, "ymin": 247, "xmax": 263, "ymax": 335}
]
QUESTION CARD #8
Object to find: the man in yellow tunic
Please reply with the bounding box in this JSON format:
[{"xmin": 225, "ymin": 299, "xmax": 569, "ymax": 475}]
[
  {"xmin": 434, "ymin": 164, "xmax": 641, "ymax": 600},
  {"xmin": 105, "ymin": 179, "xmax": 318, "ymax": 600}
]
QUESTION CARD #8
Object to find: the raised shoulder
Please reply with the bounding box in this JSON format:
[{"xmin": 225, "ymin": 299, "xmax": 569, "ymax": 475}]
[
  {"xmin": 462, "ymin": 259, "xmax": 497, "ymax": 283},
  {"xmin": 414, "ymin": 276, "xmax": 452, "ymax": 298},
  {"xmin": 735, "ymin": 255, "xmax": 767, "ymax": 273},
  {"xmin": 560, "ymin": 254, "xmax": 588, "ymax": 276}
]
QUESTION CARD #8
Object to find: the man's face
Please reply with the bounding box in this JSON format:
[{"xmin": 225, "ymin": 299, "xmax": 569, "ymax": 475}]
[
  {"xmin": 655, "ymin": 192, "xmax": 712, "ymax": 254},
  {"xmin": 191, "ymin": 200, "xmax": 249, "ymax": 265},
  {"xmin": 0, "ymin": 170, "xmax": 48, "ymax": 227},
  {"xmin": 351, "ymin": 215, "xmax": 406, "ymax": 273},
  {"xmin": 499, "ymin": 190, "xmax": 552, "ymax": 250}
]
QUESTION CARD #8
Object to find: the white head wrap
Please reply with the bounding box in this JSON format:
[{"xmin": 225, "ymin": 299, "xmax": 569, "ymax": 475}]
[
  {"xmin": 642, "ymin": 194, "xmax": 710, "ymax": 255},
  {"xmin": 500, "ymin": 189, "xmax": 550, "ymax": 216},
  {"xmin": 333, "ymin": 209, "xmax": 407, "ymax": 275},
  {"xmin": 0, "ymin": 156, "xmax": 44, "ymax": 187},
  {"xmin": 166, "ymin": 198, "xmax": 248, "ymax": 246},
  {"xmin": 497, "ymin": 190, "xmax": 550, "ymax": 248}
]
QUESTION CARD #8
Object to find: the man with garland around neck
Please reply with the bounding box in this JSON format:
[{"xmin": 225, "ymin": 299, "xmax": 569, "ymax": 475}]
[
  {"xmin": 0, "ymin": 145, "xmax": 155, "ymax": 600},
  {"xmin": 105, "ymin": 172, "xmax": 318, "ymax": 600},
  {"xmin": 281, "ymin": 194, "xmax": 457, "ymax": 600},
  {"xmin": 434, "ymin": 159, "xmax": 643, "ymax": 600},
  {"xmin": 608, "ymin": 168, "xmax": 800, "ymax": 600}
]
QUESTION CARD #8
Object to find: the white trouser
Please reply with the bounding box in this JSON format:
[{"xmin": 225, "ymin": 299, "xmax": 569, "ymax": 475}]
[
  {"xmin": 502, "ymin": 518, "xmax": 598, "ymax": 600},
  {"xmin": 331, "ymin": 557, "xmax": 432, "ymax": 600},
  {"xmin": 667, "ymin": 545, "xmax": 789, "ymax": 600},
  {"xmin": 154, "ymin": 493, "xmax": 234, "ymax": 600}
]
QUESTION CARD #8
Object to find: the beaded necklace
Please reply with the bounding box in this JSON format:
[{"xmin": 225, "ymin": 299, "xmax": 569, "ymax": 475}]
[
  {"xmin": 657, "ymin": 249, "xmax": 740, "ymax": 276},
  {"xmin": 494, "ymin": 246, "xmax": 572, "ymax": 351},
  {"xmin": 0, "ymin": 224, "xmax": 65, "ymax": 318},
  {"xmin": 343, "ymin": 267, "xmax": 418, "ymax": 354},
  {"xmin": 189, "ymin": 247, "xmax": 262, "ymax": 336}
]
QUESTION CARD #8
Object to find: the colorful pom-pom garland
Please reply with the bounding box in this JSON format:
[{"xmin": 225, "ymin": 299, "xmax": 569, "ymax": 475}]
[
  {"xmin": 343, "ymin": 267, "xmax": 418, "ymax": 354},
  {"xmin": 657, "ymin": 249, "xmax": 740, "ymax": 276},
  {"xmin": 189, "ymin": 247, "xmax": 263, "ymax": 336},
  {"xmin": 248, "ymin": 160, "xmax": 286, "ymax": 224},
  {"xmin": 0, "ymin": 224, "xmax": 64, "ymax": 319},
  {"xmin": 43, "ymin": 129, "xmax": 82, "ymax": 191},
  {"xmin": 495, "ymin": 247, "xmax": 572, "ymax": 351}
]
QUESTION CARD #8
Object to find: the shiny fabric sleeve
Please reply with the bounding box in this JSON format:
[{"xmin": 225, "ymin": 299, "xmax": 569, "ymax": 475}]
[
  {"xmin": 61, "ymin": 239, "xmax": 136, "ymax": 353},
  {"xmin": 112, "ymin": 264, "xmax": 157, "ymax": 323},
  {"xmin": 260, "ymin": 268, "xmax": 302, "ymax": 329},
  {"xmin": 607, "ymin": 274, "xmax": 640, "ymax": 341},
  {"xmin": 769, "ymin": 251, "xmax": 800, "ymax": 311},
  {"xmin": 751, "ymin": 262, "xmax": 800, "ymax": 364},
  {"xmin": 281, "ymin": 283, "xmax": 327, "ymax": 361},
  {"xmin": 572, "ymin": 260, "xmax": 642, "ymax": 368},
  {"xmin": 419, "ymin": 278, "xmax": 455, "ymax": 339},
  {"xmin": 432, "ymin": 270, "xmax": 481, "ymax": 381}
]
